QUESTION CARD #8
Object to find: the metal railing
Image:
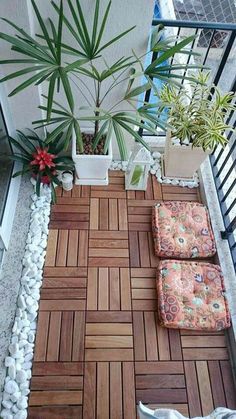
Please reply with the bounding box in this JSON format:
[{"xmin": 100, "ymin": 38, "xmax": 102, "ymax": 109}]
[{"xmin": 142, "ymin": 18, "xmax": 236, "ymax": 270}]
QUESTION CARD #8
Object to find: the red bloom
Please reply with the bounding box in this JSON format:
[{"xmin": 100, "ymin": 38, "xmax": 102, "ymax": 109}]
[{"xmin": 30, "ymin": 147, "xmax": 56, "ymax": 171}]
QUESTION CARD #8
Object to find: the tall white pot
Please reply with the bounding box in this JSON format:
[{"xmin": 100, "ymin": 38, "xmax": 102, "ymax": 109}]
[
  {"xmin": 72, "ymin": 129, "xmax": 113, "ymax": 185},
  {"xmin": 164, "ymin": 130, "xmax": 211, "ymax": 179}
]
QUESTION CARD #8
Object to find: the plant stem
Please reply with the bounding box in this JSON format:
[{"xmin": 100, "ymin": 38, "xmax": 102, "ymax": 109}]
[{"xmin": 94, "ymin": 80, "xmax": 100, "ymax": 136}]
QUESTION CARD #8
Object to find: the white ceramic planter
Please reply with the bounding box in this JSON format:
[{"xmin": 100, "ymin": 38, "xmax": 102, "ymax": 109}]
[
  {"xmin": 72, "ymin": 129, "xmax": 112, "ymax": 185},
  {"xmin": 164, "ymin": 130, "xmax": 211, "ymax": 179}
]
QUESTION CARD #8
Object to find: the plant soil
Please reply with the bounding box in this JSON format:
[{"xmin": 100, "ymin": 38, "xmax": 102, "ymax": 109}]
[{"xmin": 77, "ymin": 133, "xmax": 107, "ymax": 155}]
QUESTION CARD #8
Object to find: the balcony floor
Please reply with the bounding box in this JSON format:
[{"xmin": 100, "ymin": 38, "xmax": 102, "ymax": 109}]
[{"xmin": 28, "ymin": 172, "xmax": 236, "ymax": 418}]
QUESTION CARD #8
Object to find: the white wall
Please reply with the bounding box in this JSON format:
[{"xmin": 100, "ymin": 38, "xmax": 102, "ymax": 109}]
[{"xmin": 0, "ymin": 0, "xmax": 155, "ymax": 157}]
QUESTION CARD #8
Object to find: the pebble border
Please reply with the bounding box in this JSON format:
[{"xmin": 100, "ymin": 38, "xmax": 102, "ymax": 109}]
[
  {"xmin": 0, "ymin": 185, "xmax": 51, "ymax": 419},
  {"xmin": 110, "ymin": 151, "xmax": 199, "ymax": 188},
  {"xmin": 0, "ymin": 155, "xmax": 198, "ymax": 419}
]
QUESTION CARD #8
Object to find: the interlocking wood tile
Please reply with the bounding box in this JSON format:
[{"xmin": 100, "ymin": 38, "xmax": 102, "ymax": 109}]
[
  {"xmin": 31, "ymin": 174, "xmax": 236, "ymax": 417},
  {"xmin": 28, "ymin": 406, "xmax": 82, "ymax": 419}
]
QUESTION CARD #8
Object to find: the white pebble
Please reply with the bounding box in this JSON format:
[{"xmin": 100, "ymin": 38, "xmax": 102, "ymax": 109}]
[
  {"xmin": 8, "ymin": 365, "xmax": 16, "ymax": 380},
  {"xmin": 0, "ymin": 409, "xmax": 13, "ymax": 419},
  {"xmin": 5, "ymin": 357, "xmax": 15, "ymax": 368},
  {"xmin": 17, "ymin": 396, "xmax": 28, "ymax": 410},
  {"xmin": 16, "ymin": 370, "xmax": 27, "ymax": 384},
  {"xmin": 14, "ymin": 411, "xmax": 27, "ymax": 419},
  {"xmin": 5, "ymin": 380, "xmax": 19, "ymax": 394}
]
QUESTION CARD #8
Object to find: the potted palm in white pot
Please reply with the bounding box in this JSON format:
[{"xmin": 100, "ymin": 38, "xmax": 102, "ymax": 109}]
[
  {"xmin": 0, "ymin": 0, "xmax": 202, "ymax": 185},
  {"xmin": 160, "ymin": 72, "xmax": 236, "ymax": 179}
]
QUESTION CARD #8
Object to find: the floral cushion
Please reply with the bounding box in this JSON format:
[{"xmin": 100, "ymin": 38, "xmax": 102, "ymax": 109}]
[
  {"xmin": 152, "ymin": 201, "xmax": 216, "ymax": 258},
  {"xmin": 157, "ymin": 260, "xmax": 230, "ymax": 331}
]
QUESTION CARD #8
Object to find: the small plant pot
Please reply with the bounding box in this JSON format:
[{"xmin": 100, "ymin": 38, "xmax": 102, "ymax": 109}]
[
  {"xmin": 164, "ymin": 130, "xmax": 211, "ymax": 180},
  {"xmin": 61, "ymin": 170, "xmax": 73, "ymax": 191},
  {"xmin": 72, "ymin": 129, "xmax": 112, "ymax": 185}
]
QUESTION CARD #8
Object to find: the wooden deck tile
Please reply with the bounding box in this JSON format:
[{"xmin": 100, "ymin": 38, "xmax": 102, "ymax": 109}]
[{"xmin": 31, "ymin": 173, "xmax": 235, "ymax": 417}]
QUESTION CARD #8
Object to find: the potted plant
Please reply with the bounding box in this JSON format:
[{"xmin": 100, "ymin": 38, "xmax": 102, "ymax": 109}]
[
  {"xmin": 0, "ymin": 0, "xmax": 202, "ymax": 185},
  {"xmin": 160, "ymin": 72, "xmax": 236, "ymax": 179},
  {"xmin": 8, "ymin": 130, "xmax": 74, "ymax": 202}
]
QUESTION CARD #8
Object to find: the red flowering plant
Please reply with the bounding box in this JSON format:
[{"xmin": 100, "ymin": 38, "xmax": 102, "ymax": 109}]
[{"xmin": 9, "ymin": 130, "xmax": 74, "ymax": 202}]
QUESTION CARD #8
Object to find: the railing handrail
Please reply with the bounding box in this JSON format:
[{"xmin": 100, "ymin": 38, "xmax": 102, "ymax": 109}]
[{"xmin": 152, "ymin": 18, "xmax": 236, "ymax": 32}]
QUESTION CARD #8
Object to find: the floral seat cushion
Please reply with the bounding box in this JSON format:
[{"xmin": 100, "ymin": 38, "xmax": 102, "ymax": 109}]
[
  {"xmin": 152, "ymin": 201, "xmax": 216, "ymax": 258},
  {"xmin": 157, "ymin": 260, "xmax": 230, "ymax": 331}
]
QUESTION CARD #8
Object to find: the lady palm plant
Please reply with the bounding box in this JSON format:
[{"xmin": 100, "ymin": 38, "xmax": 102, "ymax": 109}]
[
  {"xmin": 0, "ymin": 0, "xmax": 203, "ymax": 159},
  {"xmin": 160, "ymin": 72, "xmax": 236, "ymax": 151}
]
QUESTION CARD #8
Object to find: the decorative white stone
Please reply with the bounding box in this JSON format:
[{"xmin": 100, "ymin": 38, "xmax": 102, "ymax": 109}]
[
  {"xmin": 5, "ymin": 381, "xmax": 19, "ymax": 395},
  {"xmin": 0, "ymin": 186, "xmax": 51, "ymax": 418}
]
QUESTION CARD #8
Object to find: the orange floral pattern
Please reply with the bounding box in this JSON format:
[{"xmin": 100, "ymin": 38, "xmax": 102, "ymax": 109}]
[
  {"xmin": 152, "ymin": 201, "xmax": 216, "ymax": 258},
  {"xmin": 157, "ymin": 260, "xmax": 230, "ymax": 331}
]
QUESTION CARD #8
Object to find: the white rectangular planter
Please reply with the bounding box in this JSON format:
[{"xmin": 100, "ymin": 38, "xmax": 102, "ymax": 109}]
[
  {"xmin": 72, "ymin": 130, "xmax": 113, "ymax": 185},
  {"xmin": 164, "ymin": 130, "xmax": 211, "ymax": 179}
]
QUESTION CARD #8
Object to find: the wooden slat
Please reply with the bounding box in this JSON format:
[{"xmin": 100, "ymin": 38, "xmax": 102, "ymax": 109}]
[
  {"xmin": 67, "ymin": 230, "xmax": 78, "ymax": 266},
  {"xmin": 86, "ymin": 311, "xmax": 132, "ymax": 323},
  {"xmin": 181, "ymin": 335, "xmax": 226, "ymax": 348},
  {"xmin": 40, "ymin": 288, "xmax": 86, "ymax": 300},
  {"xmin": 98, "ymin": 267, "xmax": 109, "ymax": 310},
  {"xmin": 50, "ymin": 221, "xmax": 89, "ymax": 230},
  {"xmin": 56, "ymin": 230, "xmax": 68, "ymax": 266},
  {"xmin": 136, "ymin": 389, "xmax": 187, "ymax": 404},
  {"xmin": 133, "ymin": 312, "xmax": 146, "ymax": 361},
  {"xmin": 72, "ymin": 311, "xmax": 85, "ymax": 361},
  {"xmin": 59, "ymin": 311, "xmax": 73, "ymax": 361},
  {"xmin": 28, "ymin": 406, "xmax": 82, "ymax": 419},
  {"xmin": 89, "ymin": 231, "xmax": 128, "ymax": 239},
  {"xmin": 139, "ymin": 232, "xmax": 150, "ymax": 267},
  {"xmin": 220, "ymin": 360, "xmax": 236, "ymax": 409},
  {"xmin": 29, "ymin": 390, "xmax": 82, "ymax": 406},
  {"xmin": 85, "ymin": 348, "xmax": 133, "ymax": 361},
  {"xmin": 51, "ymin": 212, "xmax": 89, "ymax": 221},
  {"xmin": 118, "ymin": 199, "xmax": 128, "ymax": 230},
  {"xmin": 40, "ymin": 300, "xmax": 86, "ymax": 311},
  {"xmin": 196, "ymin": 360, "xmax": 214, "ymax": 415},
  {"xmin": 32, "ymin": 362, "xmax": 83, "ymax": 376},
  {"xmin": 123, "ymin": 362, "xmax": 136, "ymax": 419},
  {"xmin": 89, "ymin": 239, "xmax": 128, "ymax": 248},
  {"xmin": 45, "ymin": 230, "xmax": 58, "ymax": 266},
  {"xmin": 110, "ymin": 267, "xmax": 120, "ymax": 310},
  {"xmin": 34, "ymin": 312, "xmax": 50, "ymax": 362},
  {"xmin": 89, "ymin": 257, "xmax": 129, "ymax": 267},
  {"xmin": 31, "ymin": 375, "xmax": 83, "ymax": 390},
  {"xmin": 44, "ymin": 267, "xmax": 87, "ymax": 277},
  {"xmin": 144, "ymin": 312, "xmax": 158, "ymax": 361},
  {"xmin": 89, "ymin": 248, "xmax": 129, "ymax": 257},
  {"xmin": 56, "ymin": 197, "xmax": 89, "ymax": 205},
  {"xmin": 43, "ymin": 277, "xmax": 86, "ymax": 288},
  {"xmin": 85, "ymin": 336, "xmax": 133, "ymax": 348},
  {"xmin": 52, "ymin": 205, "xmax": 89, "ymax": 213},
  {"xmin": 90, "ymin": 198, "xmax": 99, "ymax": 230},
  {"xmin": 183, "ymin": 348, "xmax": 228, "ymax": 360},
  {"xmin": 135, "ymin": 361, "xmax": 184, "ymax": 374},
  {"xmin": 83, "ymin": 363, "xmax": 96, "ymax": 419},
  {"xmin": 87, "ymin": 267, "xmax": 98, "ymax": 310},
  {"xmin": 152, "ymin": 176, "xmax": 162, "ymax": 199},
  {"xmin": 97, "ymin": 363, "xmax": 109, "ymax": 419},
  {"xmin": 78, "ymin": 230, "xmax": 89, "ymax": 266},
  {"xmin": 169, "ymin": 329, "xmax": 182, "ymax": 360},
  {"xmin": 110, "ymin": 362, "xmax": 122, "ymax": 419},
  {"xmin": 100, "ymin": 198, "xmax": 108, "ymax": 230},
  {"xmin": 156, "ymin": 321, "xmax": 170, "ymax": 360},
  {"xmin": 92, "ymin": 191, "xmax": 126, "ymax": 199},
  {"xmin": 184, "ymin": 361, "xmax": 202, "ymax": 417},
  {"xmin": 129, "ymin": 231, "xmax": 140, "ymax": 267},
  {"xmin": 86, "ymin": 323, "xmax": 132, "ymax": 335},
  {"xmin": 208, "ymin": 361, "xmax": 226, "ymax": 407},
  {"xmin": 136, "ymin": 374, "xmax": 185, "ymax": 389},
  {"xmin": 109, "ymin": 198, "xmax": 118, "ymax": 230},
  {"xmin": 120, "ymin": 268, "xmax": 131, "ymax": 310},
  {"xmin": 46, "ymin": 311, "xmax": 61, "ymax": 361}
]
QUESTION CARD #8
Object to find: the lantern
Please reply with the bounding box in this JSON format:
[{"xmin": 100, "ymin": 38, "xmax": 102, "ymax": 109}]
[{"xmin": 125, "ymin": 143, "xmax": 152, "ymax": 190}]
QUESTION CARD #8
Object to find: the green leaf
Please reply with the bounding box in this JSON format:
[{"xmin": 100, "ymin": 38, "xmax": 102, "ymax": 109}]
[
  {"xmin": 92, "ymin": 120, "xmax": 109, "ymax": 150},
  {"xmin": 131, "ymin": 164, "xmax": 144, "ymax": 186},
  {"xmin": 36, "ymin": 173, "xmax": 41, "ymax": 197},
  {"xmin": 56, "ymin": 0, "xmax": 63, "ymax": 64},
  {"xmin": 75, "ymin": 0, "xmax": 91, "ymax": 52},
  {"xmin": 145, "ymin": 35, "xmax": 196, "ymax": 73},
  {"xmin": 8, "ymin": 68, "xmax": 53, "ymax": 97},
  {"xmin": 112, "ymin": 120, "xmax": 127, "ymax": 160},
  {"xmin": 59, "ymin": 68, "xmax": 74, "ymax": 111},
  {"xmin": 45, "ymin": 120, "xmax": 72, "ymax": 144},
  {"xmin": 92, "ymin": 0, "xmax": 100, "ymax": 47},
  {"xmin": 64, "ymin": 58, "xmax": 89, "ymax": 73},
  {"xmin": 94, "ymin": 0, "xmax": 111, "ymax": 53},
  {"xmin": 47, "ymin": 71, "xmax": 58, "ymax": 122},
  {"xmin": 97, "ymin": 26, "xmax": 136, "ymax": 54},
  {"xmin": 0, "ymin": 65, "xmax": 48, "ymax": 83},
  {"xmin": 115, "ymin": 120, "xmax": 150, "ymax": 151},
  {"xmin": 31, "ymin": 0, "xmax": 57, "ymax": 60},
  {"xmin": 125, "ymin": 82, "xmax": 151, "ymax": 99}
]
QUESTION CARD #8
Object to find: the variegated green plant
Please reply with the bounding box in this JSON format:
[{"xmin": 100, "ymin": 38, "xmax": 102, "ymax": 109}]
[
  {"xmin": 0, "ymin": 0, "xmax": 204, "ymax": 159},
  {"xmin": 160, "ymin": 72, "xmax": 236, "ymax": 151}
]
